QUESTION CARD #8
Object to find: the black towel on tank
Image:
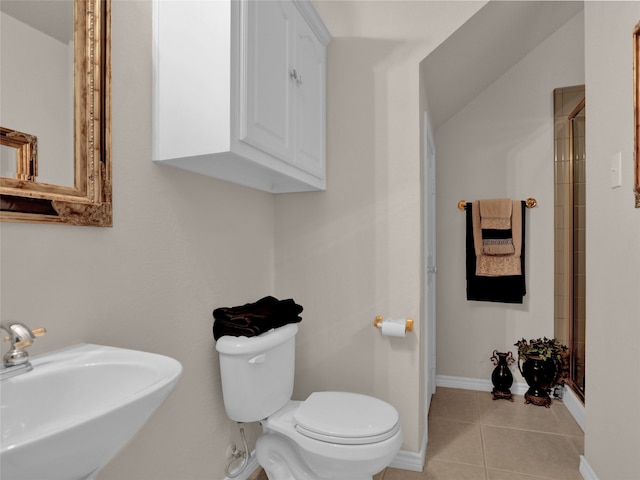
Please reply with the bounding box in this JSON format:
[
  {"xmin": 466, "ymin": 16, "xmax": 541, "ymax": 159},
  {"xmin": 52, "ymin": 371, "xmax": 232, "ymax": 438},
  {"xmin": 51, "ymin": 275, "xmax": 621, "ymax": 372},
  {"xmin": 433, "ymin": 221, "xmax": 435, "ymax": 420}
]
[{"xmin": 213, "ymin": 296, "xmax": 303, "ymax": 340}]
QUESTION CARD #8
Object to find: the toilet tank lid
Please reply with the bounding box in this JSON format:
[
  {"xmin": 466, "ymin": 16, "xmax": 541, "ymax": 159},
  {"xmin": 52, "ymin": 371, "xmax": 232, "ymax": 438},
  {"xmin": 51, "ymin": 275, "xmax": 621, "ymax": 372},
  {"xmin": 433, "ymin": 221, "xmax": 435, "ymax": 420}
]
[
  {"xmin": 215, "ymin": 324, "xmax": 298, "ymax": 355},
  {"xmin": 293, "ymin": 391, "xmax": 399, "ymax": 440}
]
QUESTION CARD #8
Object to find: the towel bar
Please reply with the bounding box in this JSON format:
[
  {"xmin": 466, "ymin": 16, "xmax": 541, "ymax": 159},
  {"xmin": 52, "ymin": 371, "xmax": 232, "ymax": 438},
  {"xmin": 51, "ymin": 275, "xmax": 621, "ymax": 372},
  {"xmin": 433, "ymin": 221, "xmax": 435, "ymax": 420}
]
[{"xmin": 457, "ymin": 198, "xmax": 537, "ymax": 211}]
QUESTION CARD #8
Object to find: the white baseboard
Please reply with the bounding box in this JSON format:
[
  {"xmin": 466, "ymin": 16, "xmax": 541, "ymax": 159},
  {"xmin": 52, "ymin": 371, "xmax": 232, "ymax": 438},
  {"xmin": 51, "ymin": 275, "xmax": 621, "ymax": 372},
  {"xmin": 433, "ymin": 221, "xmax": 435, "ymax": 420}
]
[
  {"xmin": 562, "ymin": 385, "xmax": 585, "ymax": 431},
  {"xmin": 435, "ymin": 374, "xmax": 494, "ymax": 392},
  {"xmin": 388, "ymin": 429, "xmax": 427, "ymax": 472},
  {"xmin": 435, "ymin": 374, "xmax": 528, "ymax": 395},
  {"xmin": 579, "ymin": 455, "xmax": 600, "ymax": 480}
]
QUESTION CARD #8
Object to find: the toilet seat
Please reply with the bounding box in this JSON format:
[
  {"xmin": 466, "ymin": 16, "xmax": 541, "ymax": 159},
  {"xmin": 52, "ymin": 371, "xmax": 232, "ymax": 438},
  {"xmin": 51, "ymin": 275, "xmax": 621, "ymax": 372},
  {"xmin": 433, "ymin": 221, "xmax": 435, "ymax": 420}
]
[{"xmin": 292, "ymin": 392, "xmax": 400, "ymax": 445}]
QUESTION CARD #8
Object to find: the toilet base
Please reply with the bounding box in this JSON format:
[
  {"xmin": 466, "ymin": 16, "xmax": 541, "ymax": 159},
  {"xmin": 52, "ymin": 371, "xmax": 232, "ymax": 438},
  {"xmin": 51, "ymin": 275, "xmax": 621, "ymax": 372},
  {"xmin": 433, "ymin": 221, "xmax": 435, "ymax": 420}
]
[
  {"xmin": 256, "ymin": 432, "xmax": 378, "ymax": 480},
  {"xmin": 262, "ymin": 467, "xmax": 372, "ymax": 480}
]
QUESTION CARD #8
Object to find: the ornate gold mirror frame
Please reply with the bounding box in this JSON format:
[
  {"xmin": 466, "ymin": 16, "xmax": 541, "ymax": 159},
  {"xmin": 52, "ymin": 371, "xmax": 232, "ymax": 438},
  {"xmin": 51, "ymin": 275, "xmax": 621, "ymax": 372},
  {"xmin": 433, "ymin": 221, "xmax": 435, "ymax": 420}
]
[
  {"xmin": 0, "ymin": 0, "xmax": 111, "ymax": 226},
  {"xmin": 0, "ymin": 127, "xmax": 38, "ymax": 182},
  {"xmin": 634, "ymin": 21, "xmax": 640, "ymax": 208}
]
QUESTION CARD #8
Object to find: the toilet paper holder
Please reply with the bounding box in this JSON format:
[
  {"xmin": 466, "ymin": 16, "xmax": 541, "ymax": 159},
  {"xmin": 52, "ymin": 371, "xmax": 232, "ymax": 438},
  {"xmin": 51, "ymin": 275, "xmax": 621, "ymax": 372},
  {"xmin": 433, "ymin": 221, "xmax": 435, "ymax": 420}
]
[{"xmin": 374, "ymin": 316, "xmax": 414, "ymax": 333}]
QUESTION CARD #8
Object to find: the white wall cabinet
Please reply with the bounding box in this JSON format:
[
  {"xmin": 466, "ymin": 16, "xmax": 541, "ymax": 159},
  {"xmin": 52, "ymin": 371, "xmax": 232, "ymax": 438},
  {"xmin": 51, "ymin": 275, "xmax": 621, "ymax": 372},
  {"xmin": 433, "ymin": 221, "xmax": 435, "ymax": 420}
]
[{"xmin": 152, "ymin": 0, "xmax": 331, "ymax": 193}]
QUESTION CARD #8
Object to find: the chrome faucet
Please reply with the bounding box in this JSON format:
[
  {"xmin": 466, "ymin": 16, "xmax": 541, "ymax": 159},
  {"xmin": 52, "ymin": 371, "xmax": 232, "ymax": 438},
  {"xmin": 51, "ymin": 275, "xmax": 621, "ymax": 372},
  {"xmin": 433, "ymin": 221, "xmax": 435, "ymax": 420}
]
[{"xmin": 1, "ymin": 323, "xmax": 46, "ymax": 380}]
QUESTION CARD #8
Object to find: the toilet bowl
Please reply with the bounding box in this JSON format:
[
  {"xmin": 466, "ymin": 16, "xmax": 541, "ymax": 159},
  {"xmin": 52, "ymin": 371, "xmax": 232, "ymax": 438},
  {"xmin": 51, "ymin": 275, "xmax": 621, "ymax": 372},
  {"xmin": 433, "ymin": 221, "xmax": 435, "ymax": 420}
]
[
  {"xmin": 216, "ymin": 324, "xmax": 403, "ymax": 480},
  {"xmin": 257, "ymin": 394, "xmax": 402, "ymax": 480}
]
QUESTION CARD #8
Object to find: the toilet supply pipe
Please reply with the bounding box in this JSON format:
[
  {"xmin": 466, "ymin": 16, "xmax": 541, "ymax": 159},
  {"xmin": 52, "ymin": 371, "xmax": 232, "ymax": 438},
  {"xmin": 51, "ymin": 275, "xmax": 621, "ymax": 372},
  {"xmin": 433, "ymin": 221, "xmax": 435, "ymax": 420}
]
[{"xmin": 225, "ymin": 422, "xmax": 249, "ymax": 478}]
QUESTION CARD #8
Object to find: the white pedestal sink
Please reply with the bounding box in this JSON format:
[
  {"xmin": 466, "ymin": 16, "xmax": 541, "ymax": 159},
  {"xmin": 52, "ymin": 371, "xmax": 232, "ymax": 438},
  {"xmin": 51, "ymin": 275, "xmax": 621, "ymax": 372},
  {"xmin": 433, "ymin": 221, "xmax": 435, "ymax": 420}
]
[{"xmin": 0, "ymin": 344, "xmax": 182, "ymax": 480}]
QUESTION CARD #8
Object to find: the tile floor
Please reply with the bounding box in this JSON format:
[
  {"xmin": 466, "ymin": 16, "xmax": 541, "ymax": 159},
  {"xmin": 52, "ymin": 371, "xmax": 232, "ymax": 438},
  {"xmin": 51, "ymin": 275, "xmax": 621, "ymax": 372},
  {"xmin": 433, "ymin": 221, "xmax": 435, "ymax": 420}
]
[{"xmin": 249, "ymin": 387, "xmax": 584, "ymax": 480}]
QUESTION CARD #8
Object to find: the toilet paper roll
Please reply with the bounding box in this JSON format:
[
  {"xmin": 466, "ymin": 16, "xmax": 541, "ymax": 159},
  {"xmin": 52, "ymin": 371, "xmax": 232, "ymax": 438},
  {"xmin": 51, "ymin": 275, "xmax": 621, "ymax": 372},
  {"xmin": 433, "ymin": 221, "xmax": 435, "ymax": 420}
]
[{"xmin": 380, "ymin": 319, "xmax": 406, "ymax": 337}]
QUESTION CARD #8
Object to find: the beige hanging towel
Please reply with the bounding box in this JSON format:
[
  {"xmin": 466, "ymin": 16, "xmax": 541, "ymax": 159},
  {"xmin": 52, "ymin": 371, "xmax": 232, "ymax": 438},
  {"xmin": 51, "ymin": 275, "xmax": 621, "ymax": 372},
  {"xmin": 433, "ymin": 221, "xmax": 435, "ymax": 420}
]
[
  {"xmin": 481, "ymin": 198, "xmax": 516, "ymax": 255},
  {"xmin": 479, "ymin": 198, "xmax": 512, "ymax": 229},
  {"xmin": 472, "ymin": 199, "xmax": 522, "ymax": 277}
]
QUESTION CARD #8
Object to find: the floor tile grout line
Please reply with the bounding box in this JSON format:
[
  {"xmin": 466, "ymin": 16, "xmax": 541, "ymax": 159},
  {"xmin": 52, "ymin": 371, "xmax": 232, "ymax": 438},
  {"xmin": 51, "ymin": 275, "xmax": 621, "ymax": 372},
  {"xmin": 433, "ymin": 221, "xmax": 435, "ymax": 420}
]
[
  {"xmin": 474, "ymin": 391, "xmax": 490, "ymax": 480},
  {"xmin": 486, "ymin": 466, "xmax": 574, "ymax": 480},
  {"xmin": 429, "ymin": 415, "xmax": 573, "ymax": 439},
  {"xmin": 561, "ymin": 431, "xmax": 585, "ymax": 459},
  {"xmin": 428, "ymin": 415, "xmax": 479, "ymax": 424},
  {"xmin": 479, "ymin": 422, "xmax": 579, "ymax": 437},
  {"xmin": 479, "ymin": 424, "xmax": 490, "ymax": 479}
]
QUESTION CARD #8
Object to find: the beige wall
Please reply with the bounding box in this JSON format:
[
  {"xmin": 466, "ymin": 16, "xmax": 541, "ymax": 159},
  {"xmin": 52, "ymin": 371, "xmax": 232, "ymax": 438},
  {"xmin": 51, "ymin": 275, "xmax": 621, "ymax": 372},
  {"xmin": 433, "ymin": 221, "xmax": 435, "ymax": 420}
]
[
  {"xmin": 584, "ymin": 2, "xmax": 640, "ymax": 478},
  {"xmin": 275, "ymin": 2, "xmax": 484, "ymax": 456},
  {"xmin": 433, "ymin": 11, "xmax": 585, "ymax": 383},
  {"xmin": 11, "ymin": 1, "xmax": 640, "ymax": 479},
  {"xmin": 274, "ymin": 2, "xmax": 485, "ymax": 454},
  {"xmin": 0, "ymin": 1, "xmax": 482, "ymax": 477},
  {"xmin": 1, "ymin": 2, "xmax": 274, "ymax": 479},
  {"xmin": 275, "ymin": 36, "xmax": 425, "ymax": 452}
]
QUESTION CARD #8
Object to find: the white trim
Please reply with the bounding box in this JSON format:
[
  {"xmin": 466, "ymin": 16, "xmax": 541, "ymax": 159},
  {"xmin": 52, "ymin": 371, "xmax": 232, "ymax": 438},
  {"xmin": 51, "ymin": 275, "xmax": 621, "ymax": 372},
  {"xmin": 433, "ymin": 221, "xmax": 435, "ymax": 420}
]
[
  {"xmin": 292, "ymin": 0, "xmax": 331, "ymax": 45},
  {"xmin": 436, "ymin": 374, "xmax": 528, "ymax": 395},
  {"xmin": 562, "ymin": 385, "xmax": 586, "ymax": 431},
  {"xmin": 388, "ymin": 432, "xmax": 427, "ymax": 472},
  {"xmin": 224, "ymin": 450, "xmax": 260, "ymax": 480},
  {"xmin": 436, "ymin": 374, "xmax": 493, "ymax": 392},
  {"xmin": 579, "ymin": 455, "xmax": 600, "ymax": 480}
]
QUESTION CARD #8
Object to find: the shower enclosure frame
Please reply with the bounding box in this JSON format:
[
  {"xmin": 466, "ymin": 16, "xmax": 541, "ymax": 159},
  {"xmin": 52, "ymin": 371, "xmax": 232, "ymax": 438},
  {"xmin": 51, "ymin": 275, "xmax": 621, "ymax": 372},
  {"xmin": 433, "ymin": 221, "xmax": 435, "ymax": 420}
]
[{"xmin": 554, "ymin": 85, "xmax": 586, "ymax": 404}]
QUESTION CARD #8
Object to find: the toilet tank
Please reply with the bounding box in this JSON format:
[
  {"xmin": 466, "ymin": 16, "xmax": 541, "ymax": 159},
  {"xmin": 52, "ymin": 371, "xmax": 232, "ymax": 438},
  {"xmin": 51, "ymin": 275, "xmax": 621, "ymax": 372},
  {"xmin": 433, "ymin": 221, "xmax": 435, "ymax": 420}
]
[{"xmin": 215, "ymin": 323, "xmax": 297, "ymax": 422}]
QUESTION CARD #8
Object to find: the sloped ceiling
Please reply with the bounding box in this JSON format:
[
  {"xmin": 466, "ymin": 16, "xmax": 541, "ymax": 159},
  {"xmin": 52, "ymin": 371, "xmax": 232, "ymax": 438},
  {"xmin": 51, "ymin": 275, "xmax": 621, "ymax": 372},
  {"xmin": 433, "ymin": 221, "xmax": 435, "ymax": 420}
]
[
  {"xmin": 422, "ymin": 1, "xmax": 584, "ymax": 130},
  {"xmin": 313, "ymin": 0, "xmax": 584, "ymax": 130},
  {"xmin": 312, "ymin": 0, "xmax": 487, "ymax": 42},
  {"xmin": 0, "ymin": 0, "xmax": 73, "ymax": 44}
]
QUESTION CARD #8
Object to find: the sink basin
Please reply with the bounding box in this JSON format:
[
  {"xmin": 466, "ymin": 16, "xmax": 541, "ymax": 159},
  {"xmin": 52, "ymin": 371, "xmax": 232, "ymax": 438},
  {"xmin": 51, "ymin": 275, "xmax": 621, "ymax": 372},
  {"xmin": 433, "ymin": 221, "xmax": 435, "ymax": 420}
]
[{"xmin": 0, "ymin": 343, "xmax": 182, "ymax": 480}]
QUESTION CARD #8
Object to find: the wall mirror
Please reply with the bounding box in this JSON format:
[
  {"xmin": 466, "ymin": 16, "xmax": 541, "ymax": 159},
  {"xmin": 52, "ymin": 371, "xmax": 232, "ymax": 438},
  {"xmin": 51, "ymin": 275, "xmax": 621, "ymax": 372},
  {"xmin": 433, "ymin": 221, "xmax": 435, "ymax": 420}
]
[{"xmin": 0, "ymin": 0, "xmax": 111, "ymax": 226}]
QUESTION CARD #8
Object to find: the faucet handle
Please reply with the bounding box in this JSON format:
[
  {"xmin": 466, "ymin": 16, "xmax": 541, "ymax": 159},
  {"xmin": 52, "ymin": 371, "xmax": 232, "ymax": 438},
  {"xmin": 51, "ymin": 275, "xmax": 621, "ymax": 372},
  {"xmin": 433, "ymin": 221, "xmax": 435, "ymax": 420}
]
[
  {"xmin": 31, "ymin": 327, "xmax": 47, "ymax": 338},
  {"xmin": 12, "ymin": 339, "xmax": 33, "ymax": 349},
  {"xmin": 2, "ymin": 324, "xmax": 46, "ymax": 367},
  {"xmin": 2, "ymin": 325, "xmax": 47, "ymax": 348},
  {"xmin": 13, "ymin": 327, "xmax": 46, "ymax": 349}
]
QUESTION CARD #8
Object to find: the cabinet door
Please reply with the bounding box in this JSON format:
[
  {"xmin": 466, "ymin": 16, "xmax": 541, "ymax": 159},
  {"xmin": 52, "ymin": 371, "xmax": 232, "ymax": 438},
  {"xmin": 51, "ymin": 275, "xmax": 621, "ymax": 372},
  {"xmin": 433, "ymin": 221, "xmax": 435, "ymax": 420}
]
[
  {"xmin": 294, "ymin": 9, "xmax": 326, "ymax": 178},
  {"xmin": 292, "ymin": 9, "xmax": 326, "ymax": 178},
  {"xmin": 240, "ymin": 0, "xmax": 295, "ymax": 163}
]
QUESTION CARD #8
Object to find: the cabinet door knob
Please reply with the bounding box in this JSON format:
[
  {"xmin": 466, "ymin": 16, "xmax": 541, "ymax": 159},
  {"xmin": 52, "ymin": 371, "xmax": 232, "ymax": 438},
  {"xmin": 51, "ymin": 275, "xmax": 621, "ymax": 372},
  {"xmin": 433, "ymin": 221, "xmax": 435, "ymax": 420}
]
[{"xmin": 290, "ymin": 69, "xmax": 303, "ymax": 85}]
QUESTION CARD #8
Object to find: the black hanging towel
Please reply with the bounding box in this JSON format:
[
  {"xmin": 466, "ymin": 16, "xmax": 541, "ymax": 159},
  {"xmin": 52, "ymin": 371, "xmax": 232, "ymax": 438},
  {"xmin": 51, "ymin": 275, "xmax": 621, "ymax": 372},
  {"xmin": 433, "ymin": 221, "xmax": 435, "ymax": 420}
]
[{"xmin": 466, "ymin": 201, "xmax": 526, "ymax": 303}]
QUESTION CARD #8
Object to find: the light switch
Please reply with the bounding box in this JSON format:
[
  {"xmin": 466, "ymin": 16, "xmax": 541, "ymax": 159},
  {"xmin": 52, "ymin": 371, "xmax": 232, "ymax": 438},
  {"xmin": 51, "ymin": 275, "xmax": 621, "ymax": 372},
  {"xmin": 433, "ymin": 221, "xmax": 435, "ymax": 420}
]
[{"xmin": 610, "ymin": 152, "xmax": 622, "ymax": 189}]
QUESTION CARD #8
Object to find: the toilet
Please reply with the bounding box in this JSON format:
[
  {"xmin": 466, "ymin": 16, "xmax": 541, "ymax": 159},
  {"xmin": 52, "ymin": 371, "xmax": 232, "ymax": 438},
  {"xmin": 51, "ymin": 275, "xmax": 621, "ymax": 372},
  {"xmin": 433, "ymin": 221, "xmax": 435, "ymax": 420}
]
[{"xmin": 215, "ymin": 323, "xmax": 403, "ymax": 480}]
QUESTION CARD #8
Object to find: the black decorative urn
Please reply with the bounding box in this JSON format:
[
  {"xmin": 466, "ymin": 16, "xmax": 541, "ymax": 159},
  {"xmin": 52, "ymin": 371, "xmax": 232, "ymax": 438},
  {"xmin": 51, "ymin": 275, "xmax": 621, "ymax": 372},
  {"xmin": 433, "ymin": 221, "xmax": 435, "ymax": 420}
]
[
  {"xmin": 490, "ymin": 350, "xmax": 515, "ymax": 401},
  {"xmin": 518, "ymin": 355, "xmax": 557, "ymax": 408}
]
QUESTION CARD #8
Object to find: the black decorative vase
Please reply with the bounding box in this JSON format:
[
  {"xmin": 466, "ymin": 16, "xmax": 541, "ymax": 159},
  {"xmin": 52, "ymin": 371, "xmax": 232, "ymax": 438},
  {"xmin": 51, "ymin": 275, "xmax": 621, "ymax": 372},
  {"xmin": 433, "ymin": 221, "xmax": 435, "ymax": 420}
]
[
  {"xmin": 490, "ymin": 350, "xmax": 515, "ymax": 401},
  {"xmin": 518, "ymin": 355, "xmax": 557, "ymax": 408}
]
